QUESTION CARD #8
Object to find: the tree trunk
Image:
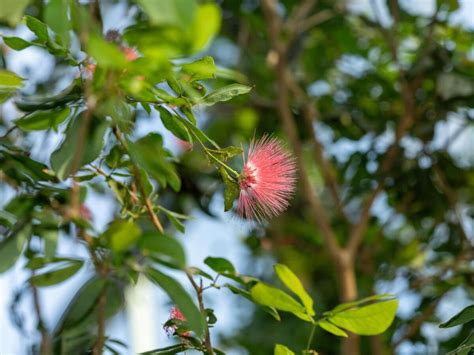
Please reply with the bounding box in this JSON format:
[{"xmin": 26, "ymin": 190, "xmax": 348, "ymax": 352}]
[{"xmin": 338, "ymin": 251, "xmax": 359, "ymax": 355}]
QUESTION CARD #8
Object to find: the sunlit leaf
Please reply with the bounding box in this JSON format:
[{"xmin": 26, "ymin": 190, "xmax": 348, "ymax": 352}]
[
  {"xmin": 191, "ymin": 4, "xmax": 221, "ymax": 53},
  {"xmin": 328, "ymin": 299, "xmax": 399, "ymax": 335},
  {"xmin": 181, "ymin": 56, "xmax": 217, "ymax": 81},
  {"xmin": 137, "ymin": 0, "xmax": 197, "ymax": 29},
  {"xmin": 274, "ymin": 264, "xmax": 314, "ymax": 316},
  {"xmin": 0, "ymin": 70, "xmax": 24, "ymax": 90},
  {"xmin": 250, "ymin": 282, "xmax": 308, "ymax": 320},
  {"xmin": 88, "ymin": 34, "xmax": 128, "ymax": 69},
  {"xmin": 318, "ymin": 320, "xmax": 348, "ymax": 337},
  {"xmin": 0, "ymin": 0, "xmax": 30, "ymax": 26},
  {"xmin": 274, "ymin": 344, "xmax": 295, "ymax": 355}
]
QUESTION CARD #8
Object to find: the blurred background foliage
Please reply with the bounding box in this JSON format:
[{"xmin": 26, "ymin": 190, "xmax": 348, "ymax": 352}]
[{"xmin": 0, "ymin": 0, "xmax": 473, "ymax": 354}]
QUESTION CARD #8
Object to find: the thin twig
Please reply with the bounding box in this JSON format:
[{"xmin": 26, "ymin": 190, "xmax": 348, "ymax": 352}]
[
  {"xmin": 93, "ymin": 281, "xmax": 108, "ymax": 355},
  {"xmin": 113, "ymin": 126, "xmax": 164, "ymax": 233},
  {"xmin": 186, "ymin": 272, "xmax": 214, "ymax": 354},
  {"xmin": 31, "ymin": 278, "xmax": 51, "ymax": 355}
]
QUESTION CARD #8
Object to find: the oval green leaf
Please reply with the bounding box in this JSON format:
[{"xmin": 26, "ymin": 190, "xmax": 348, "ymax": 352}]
[
  {"xmin": 318, "ymin": 320, "xmax": 348, "ymax": 337},
  {"xmin": 274, "ymin": 263, "xmax": 314, "ymax": 316},
  {"xmin": 328, "ymin": 299, "xmax": 399, "ymax": 336},
  {"xmin": 145, "ymin": 267, "xmax": 205, "ymax": 338},
  {"xmin": 30, "ymin": 261, "xmax": 83, "ymax": 287}
]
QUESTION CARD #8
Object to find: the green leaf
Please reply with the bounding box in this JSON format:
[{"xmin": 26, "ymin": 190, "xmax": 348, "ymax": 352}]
[
  {"xmin": 15, "ymin": 107, "xmax": 71, "ymax": 131},
  {"xmin": 139, "ymin": 232, "xmax": 186, "ymax": 268},
  {"xmin": 182, "ymin": 56, "xmax": 217, "ymax": 81},
  {"xmin": 137, "ymin": 0, "xmax": 197, "ymax": 29},
  {"xmin": 330, "ymin": 294, "xmax": 395, "ymax": 313},
  {"xmin": 30, "ymin": 260, "xmax": 83, "ymax": 287},
  {"xmin": 204, "ymin": 256, "xmax": 236, "ymax": 274},
  {"xmin": 0, "ymin": 70, "xmax": 24, "ymax": 90},
  {"xmin": 3, "ymin": 36, "xmax": 32, "ymax": 50},
  {"xmin": 88, "ymin": 34, "xmax": 128, "ymax": 69},
  {"xmin": 57, "ymin": 277, "xmax": 123, "ymax": 332},
  {"xmin": 328, "ymin": 299, "xmax": 399, "ymax": 335},
  {"xmin": 201, "ymin": 84, "xmax": 252, "ymax": 106},
  {"xmin": 219, "ymin": 167, "xmax": 239, "ymax": 212},
  {"xmin": 274, "ymin": 264, "xmax": 314, "ymax": 316},
  {"xmin": 191, "ymin": 4, "xmax": 221, "ymax": 52},
  {"xmin": 25, "ymin": 256, "xmax": 80, "ymax": 270},
  {"xmin": 145, "ymin": 267, "xmax": 205, "ymax": 338},
  {"xmin": 274, "ymin": 344, "xmax": 295, "ymax": 355},
  {"xmin": 128, "ymin": 133, "xmax": 181, "ymax": 191},
  {"xmin": 318, "ymin": 320, "xmax": 348, "ymax": 337},
  {"xmin": 42, "ymin": 229, "xmax": 59, "ymax": 257},
  {"xmin": 446, "ymin": 331, "xmax": 474, "ymax": 355},
  {"xmin": 101, "ymin": 220, "xmax": 141, "ymax": 253},
  {"xmin": 250, "ymin": 282, "xmax": 308, "ymax": 319},
  {"xmin": 0, "ymin": 223, "xmax": 30, "ymax": 273},
  {"xmin": 25, "ymin": 15, "xmax": 49, "ymax": 43},
  {"xmin": 0, "ymin": 0, "xmax": 30, "ymax": 26},
  {"xmin": 139, "ymin": 344, "xmax": 188, "ymax": 355},
  {"xmin": 157, "ymin": 107, "xmax": 190, "ymax": 142},
  {"xmin": 226, "ymin": 284, "xmax": 281, "ymax": 320},
  {"xmin": 440, "ymin": 305, "xmax": 474, "ymax": 328},
  {"xmin": 188, "ymin": 267, "xmax": 213, "ymax": 281},
  {"xmin": 44, "ymin": 0, "xmax": 70, "ymax": 35},
  {"xmin": 210, "ymin": 146, "xmax": 243, "ymax": 161},
  {"xmin": 50, "ymin": 114, "xmax": 108, "ymax": 180}
]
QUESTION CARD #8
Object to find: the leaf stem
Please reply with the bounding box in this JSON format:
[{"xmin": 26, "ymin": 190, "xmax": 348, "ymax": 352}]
[{"xmin": 306, "ymin": 323, "xmax": 317, "ymax": 351}]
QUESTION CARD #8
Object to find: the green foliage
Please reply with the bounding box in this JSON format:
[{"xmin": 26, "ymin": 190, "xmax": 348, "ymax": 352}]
[
  {"xmin": 274, "ymin": 344, "xmax": 295, "ymax": 355},
  {"xmin": 201, "ymin": 84, "xmax": 252, "ymax": 106},
  {"xmin": 440, "ymin": 305, "xmax": 474, "ymax": 328},
  {"xmin": 275, "ymin": 264, "xmax": 315, "ymax": 316},
  {"xmin": 30, "ymin": 260, "xmax": 83, "ymax": 287},
  {"xmin": 15, "ymin": 107, "xmax": 71, "ymax": 131},
  {"xmin": 441, "ymin": 305, "xmax": 474, "ymax": 355},
  {"xmin": 0, "ymin": 0, "xmax": 29, "ymax": 26},
  {"xmin": 145, "ymin": 267, "xmax": 205, "ymax": 338},
  {"xmin": 101, "ymin": 220, "xmax": 141, "ymax": 253},
  {"xmin": 0, "ymin": 0, "xmax": 471, "ymax": 354},
  {"xmin": 325, "ymin": 299, "xmax": 399, "ymax": 336}
]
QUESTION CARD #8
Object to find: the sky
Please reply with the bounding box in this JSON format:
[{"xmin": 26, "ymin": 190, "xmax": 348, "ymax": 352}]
[{"xmin": 0, "ymin": 0, "xmax": 473, "ymax": 354}]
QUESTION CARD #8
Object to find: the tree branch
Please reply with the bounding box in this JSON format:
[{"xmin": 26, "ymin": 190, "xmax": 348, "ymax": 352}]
[
  {"xmin": 262, "ymin": 0, "xmax": 341, "ymax": 261},
  {"xmin": 286, "ymin": 75, "xmax": 351, "ymax": 223},
  {"xmin": 186, "ymin": 273, "xmax": 213, "ymax": 354},
  {"xmin": 31, "ymin": 278, "xmax": 51, "ymax": 355}
]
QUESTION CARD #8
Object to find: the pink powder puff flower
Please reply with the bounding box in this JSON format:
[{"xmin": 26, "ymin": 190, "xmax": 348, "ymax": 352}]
[
  {"xmin": 164, "ymin": 307, "xmax": 190, "ymax": 338},
  {"xmin": 238, "ymin": 136, "xmax": 297, "ymax": 221},
  {"xmin": 122, "ymin": 47, "xmax": 139, "ymax": 61}
]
